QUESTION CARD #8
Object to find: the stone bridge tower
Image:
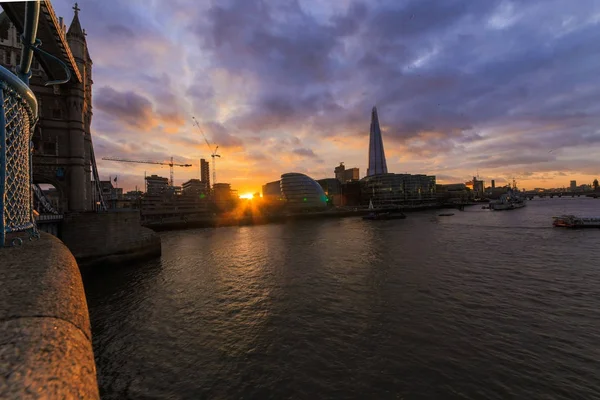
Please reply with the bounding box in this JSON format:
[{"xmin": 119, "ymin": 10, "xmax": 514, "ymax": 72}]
[
  {"xmin": 0, "ymin": 2, "xmax": 94, "ymax": 212},
  {"xmin": 64, "ymin": 3, "xmax": 93, "ymax": 212}
]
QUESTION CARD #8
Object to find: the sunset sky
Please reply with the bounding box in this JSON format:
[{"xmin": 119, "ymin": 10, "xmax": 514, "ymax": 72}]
[{"xmin": 52, "ymin": 0, "xmax": 600, "ymax": 194}]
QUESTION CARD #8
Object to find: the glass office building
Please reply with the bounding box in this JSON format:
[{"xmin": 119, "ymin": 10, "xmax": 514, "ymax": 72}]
[
  {"xmin": 280, "ymin": 173, "xmax": 328, "ymax": 210},
  {"xmin": 361, "ymin": 173, "xmax": 437, "ymax": 206}
]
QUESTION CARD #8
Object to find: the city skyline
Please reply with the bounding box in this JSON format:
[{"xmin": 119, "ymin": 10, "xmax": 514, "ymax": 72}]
[{"xmin": 51, "ymin": 0, "xmax": 600, "ymax": 194}]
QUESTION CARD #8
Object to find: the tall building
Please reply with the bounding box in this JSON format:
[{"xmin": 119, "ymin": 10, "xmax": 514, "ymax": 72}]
[
  {"xmin": 182, "ymin": 179, "xmax": 206, "ymax": 197},
  {"xmin": 570, "ymin": 180, "xmax": 577, "ymax": 192},
  {"xmin": 346, "ymin": 168, "xmax": 359, "ymax": 181},
  {"xmin": 146, "ymin": 175, "xmax": 169, "ymax": 196},
  {"xmin": 360, "ymin": 105, "xmax": 436, "ymax": 205},
  {"xmin": 334, "ymin": 163, "xmax": 345, "ymax": 182},
  {"xmin": 465, "ymin": 176, "xmax": 484, "ymax": 196},
  {"xmin": 367, "ymin": 106, "xmax": 388, "ymax": 176},
  {"xmin": 200, "ymin": 158, "xmax": 210, "ymax": 190},
  {"xmin": 491, "ymin": 180, "xmax": 496, "ymax": 189},
  {"xmin": 472, "ymin": 176, "xmax": 484, "ymax": 196},
  {"xmin": 334, "ymin": 162, "xmax": 359, "ymax": 183}
]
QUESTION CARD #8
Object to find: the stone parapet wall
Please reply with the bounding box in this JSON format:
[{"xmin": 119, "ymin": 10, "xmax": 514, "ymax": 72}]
[{"xmin": 0, "ymin": 233, "xmax": 99, "ymax": 399}]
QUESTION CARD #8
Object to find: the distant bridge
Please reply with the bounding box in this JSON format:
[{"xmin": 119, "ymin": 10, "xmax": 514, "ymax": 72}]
[{"xmin": 523, "ymin": 191, "xmax": 598, "ymax": 200}]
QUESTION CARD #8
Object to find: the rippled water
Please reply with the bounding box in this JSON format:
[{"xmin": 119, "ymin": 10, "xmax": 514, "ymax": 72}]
[{"xmin": 82, "ymin": 197, "xmax": 600, "ymax": 399}]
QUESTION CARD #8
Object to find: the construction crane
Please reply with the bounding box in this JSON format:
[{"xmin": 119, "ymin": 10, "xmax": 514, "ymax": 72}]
[
  {"xmin": 191, "ymin": 116, "xmax": 220, "ymax": 186},
  {"xmin": 102, "ymin": 156, "xmax": 193, "ymax": 187}
]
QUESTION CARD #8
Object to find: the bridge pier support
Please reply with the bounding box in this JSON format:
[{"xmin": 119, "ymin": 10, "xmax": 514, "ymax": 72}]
[{"xmin": 61, "ymin": 211, "xmax": 161, "ymax": 267}]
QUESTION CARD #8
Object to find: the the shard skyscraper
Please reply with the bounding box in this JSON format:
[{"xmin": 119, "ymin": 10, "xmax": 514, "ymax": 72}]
[{"xmin": 367, "ymin": 106, "xmax": 388, "ymax": 176}]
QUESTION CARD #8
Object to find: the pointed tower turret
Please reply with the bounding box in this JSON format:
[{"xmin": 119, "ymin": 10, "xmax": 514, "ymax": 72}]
[
  {"xmin": 367, "ymin": 106, "xmax": 388, "ymax": 176},
  {"xmin": 67, "ymin": 3, "xmax": 83, "ymax": 38},
  {"xmin": 65, "ymin": 2, "xmax": 92, "ymax": 116},
  {"xmin": 64, "ymin": 2, "xmax": 94, "ymax": 210},
  {"xmin": 67, "ymin": 3, "xmax": 85, "ymax": 61}
]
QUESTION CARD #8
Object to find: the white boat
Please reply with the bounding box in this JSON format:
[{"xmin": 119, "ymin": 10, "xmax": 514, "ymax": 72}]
[
  {"xmin": 553, "ymin": 215, "xmax": 600, "ymax": 228},
  {"xmin": 489, "ymin": 189, "xmax": 526, "ymax": 211}
]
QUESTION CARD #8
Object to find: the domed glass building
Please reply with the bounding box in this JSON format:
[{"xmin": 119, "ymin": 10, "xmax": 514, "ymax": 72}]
[{"xmin": 280, "ymin": 173, "xmax": 328, "ymax": 210}]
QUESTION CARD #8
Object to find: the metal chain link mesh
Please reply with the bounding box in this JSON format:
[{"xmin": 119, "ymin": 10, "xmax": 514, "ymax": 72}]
[{"xmin": 2, "ymin": 83, "xmax": 35, "ymax": 234}]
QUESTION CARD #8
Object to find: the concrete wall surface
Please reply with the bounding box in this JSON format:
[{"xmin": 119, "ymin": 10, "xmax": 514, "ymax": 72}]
[
  {"xmin": 0, "ymin": 233, "xmax": 99, "ymax": 399},
  {"xmin": 61, "ymin": 210, "xmax": 162, "ymax": 267}
]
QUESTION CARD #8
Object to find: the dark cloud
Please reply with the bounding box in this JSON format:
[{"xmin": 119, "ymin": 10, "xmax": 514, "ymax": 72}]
[
  {"xmin": 195, "ymin": 121, "xmax": 245, "ymax": 149},
  {"xmin": 436, "ymin": 174, "xmax": 471, "ymax": 183},
  {"xmin": 53, "ymin": 0, "xmax": 168, "ymax": 47},
  {"xmin": 94, "ymin": 87, "xmax": 154, "ymax": 129},
  {"xmin": 292, "ymin": 148, "xmax": 318, "ymax": 158},
  {"xmin": 174, "ymin": 136, "xmax": 204, "ymax": 148},
  {"xmin": 94, "ymin": 83, "xmax": 186, "ymax": 133},
  {"xmin": 106, "ymin": 24, "xmax": 135, "ymax": 39},
  {"xmin": 201, "ymin": 0, "xmax": 345, "ymax": 86},
  {"xmin": 478, "ymin": 154, "xmax": 556, "ymax": 169},
  {"xmin": 191, "ymin": 0, "xmax": 600, "ymax": 165},
  {"xmin": 367, "ymin": 1, "xmax": 494, "ymax": 43}
]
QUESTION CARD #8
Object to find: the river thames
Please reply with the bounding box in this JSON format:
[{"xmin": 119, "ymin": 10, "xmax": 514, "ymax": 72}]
[{"xmin": 82, "ymin": 197, "xmax": 600, "ymax": 399}]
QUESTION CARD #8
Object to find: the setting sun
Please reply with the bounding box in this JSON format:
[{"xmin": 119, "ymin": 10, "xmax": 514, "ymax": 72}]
[{"xmin": 239, "ymin": 193, "xmax": 255, "ymax": 200}]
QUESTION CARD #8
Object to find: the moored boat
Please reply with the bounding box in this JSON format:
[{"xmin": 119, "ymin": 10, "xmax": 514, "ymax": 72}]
[
  {"xmin": 489, "ymin": 188, "xmax": 526, "ymax": 211},
  {"xmin": 363, "ymin": 199, "xmax": 406, "ymax": 220},
  {"xmin": 552, "ymin": 215, "xmax": 600, "ymax": 228}
]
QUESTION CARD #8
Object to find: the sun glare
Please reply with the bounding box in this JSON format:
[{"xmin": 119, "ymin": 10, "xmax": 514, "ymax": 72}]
[{"xmin": 239, "ymin": 193, "xmax": 254, "ymax": 199}]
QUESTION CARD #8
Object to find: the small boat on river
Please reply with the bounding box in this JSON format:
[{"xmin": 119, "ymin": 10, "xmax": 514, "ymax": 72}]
[
  {"xmin": 363, "ymin": 199, "xmax": 406, "ymax": 221},
  {"xmin": 552, "ymin": 215, "xmax": 600, "ymax": 228}
]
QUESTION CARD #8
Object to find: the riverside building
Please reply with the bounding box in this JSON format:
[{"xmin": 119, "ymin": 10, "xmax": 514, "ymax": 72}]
[
  {"xmin": 361, "ymin": 107, "xmax": 436, "ymax": 206},
  {"xmin": 280, "ymin": 173, "xmax": 328, "ymax": 211}
]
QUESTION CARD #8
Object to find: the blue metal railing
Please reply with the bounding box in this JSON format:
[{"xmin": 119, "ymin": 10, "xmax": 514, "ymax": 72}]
[
  {"xmin": 1, "ymin": 1, "xmax": 70, "ymax": 247},
  {"xmin": 0, "ymin": 64, "xmax": 39, "ymax": 247}
]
